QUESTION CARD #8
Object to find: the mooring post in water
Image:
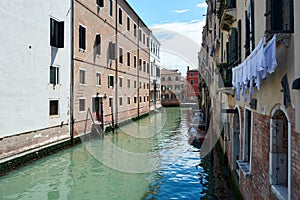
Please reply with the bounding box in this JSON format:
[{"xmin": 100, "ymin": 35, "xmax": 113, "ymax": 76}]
[
  {"xmin": 110, "ymin": 98, "xmax": 115, "ymax": 133},
  {"xmin": 100, "ymin": 97, "xmax": 104, "ymax": 131}
]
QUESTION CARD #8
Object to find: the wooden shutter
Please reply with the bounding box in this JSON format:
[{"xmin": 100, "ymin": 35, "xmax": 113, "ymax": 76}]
[
  {"xmin": 57, "ymin": 21, "xmax": 64, "ymax": 48},
  {"xmin": 272, "ymin": 0, "xmax": 283, "ymax": 31},
  {"xmin": 97, "ymin": 0, "xmax": 104, "ymax": 7},
  {"xmin": 265, "ymin": 0, "xmax": 272, "ymax": 32},
  {"xmin": 245, "ymin": 11, "xmax": 250, "ymax": 57},
  {"xmin": 229, "ymin": 28, "xmax": 238, "ymax": 65},
  {"xmin": 96, "ymin": 34, "xmax": 101, "ymax": 55}
]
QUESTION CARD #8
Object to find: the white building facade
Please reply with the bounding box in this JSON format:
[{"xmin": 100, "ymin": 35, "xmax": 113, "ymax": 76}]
[{"xmin": 0, "ymin": 0, "xmax": 71, "ymax": 159}]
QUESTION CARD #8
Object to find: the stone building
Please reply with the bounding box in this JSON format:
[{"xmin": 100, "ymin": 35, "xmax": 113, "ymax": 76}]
[
  {"xmin": 186, "ymin": 66, "xmax": 200, "ymax": 103},
  {"xmin": 73, "ymin": 0, "xmax": 151, "ymax": 135},
  {"xmin": 160, "ymin": 68, "xmax": 185, "ymax": 106},
  {"xmin": 200, "ymin": 0, "xmax": 300, "ymax": 199}
]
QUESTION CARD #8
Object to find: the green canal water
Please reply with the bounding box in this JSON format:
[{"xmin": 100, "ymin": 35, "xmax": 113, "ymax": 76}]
[{"xmin": 0, "ymin": 108, "xmax": 209, "ymax": 199}]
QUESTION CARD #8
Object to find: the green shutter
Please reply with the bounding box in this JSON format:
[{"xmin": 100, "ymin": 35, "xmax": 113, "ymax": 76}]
[
  {"xmin": 229, "ymin": 28, "xmax": 238, "ymax": 65},
  {"xmin": 272, "ymin": 0, "xmax": 283, "ymax": 31}
]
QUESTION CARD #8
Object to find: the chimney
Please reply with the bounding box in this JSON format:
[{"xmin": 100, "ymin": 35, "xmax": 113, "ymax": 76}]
[{"xmin": 187, "ymin": 66, "xmax": 189, "ymax": 72}]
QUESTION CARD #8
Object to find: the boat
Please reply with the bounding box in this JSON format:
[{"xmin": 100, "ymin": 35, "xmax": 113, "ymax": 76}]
[{"xmin": 188, "ymin": 109, "xmax": 206, "ymax": 149}]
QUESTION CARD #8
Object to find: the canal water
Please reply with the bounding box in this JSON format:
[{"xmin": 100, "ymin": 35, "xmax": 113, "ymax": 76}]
[{"xmin": 0, "ymin": 108, "xmax": 210, "ymax": 199}]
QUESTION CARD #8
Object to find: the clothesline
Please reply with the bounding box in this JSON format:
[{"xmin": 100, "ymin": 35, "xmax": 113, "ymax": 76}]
[{"xmin": 232, "ymin": 34, "xmax": 277, "ymax": 102}]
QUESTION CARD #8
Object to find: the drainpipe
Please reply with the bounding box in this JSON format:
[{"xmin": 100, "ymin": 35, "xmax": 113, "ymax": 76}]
[
  {"xmin": 70, "ymin": 0, "xmax": 74, "ymax": 144},
  {"xmin": 137, "ymin": 20, "xmax": 140, "ymax": 118},
  {"xmin": 115, "ymin": 0, "xmax": 118, "ymax": 127}
]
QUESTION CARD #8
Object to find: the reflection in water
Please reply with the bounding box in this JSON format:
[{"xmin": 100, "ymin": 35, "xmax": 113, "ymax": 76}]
[{"xmin": 0, "ymin": 108, "xmax": 208, "ymax": 199}]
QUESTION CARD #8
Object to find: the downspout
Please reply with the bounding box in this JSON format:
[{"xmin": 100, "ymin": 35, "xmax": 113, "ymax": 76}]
[
  {"xmin": 70, "ymin": 0, "xmax": 74, "ymax": 144},
  {"xmin": 137, "ymin": 20, "xmax": 140, "ymax": 118},
  {"xmin": 115, "ymin": 0, "xmax": 118, "ymax": 127}
]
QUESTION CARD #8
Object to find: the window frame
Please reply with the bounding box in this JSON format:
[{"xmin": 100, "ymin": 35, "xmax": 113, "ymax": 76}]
[
  {"xmin": 50, "ymin": 18, "xmax": 64, "ymax": 48},
  {"xmin": 79, "ymin": 68, "xmax": 86, "ymax": 85},
  {"xmin": 79, "ymin": 98, "xmax": 86, "ymax": 112},
  {"xmin": 79, "ymin": 25, "xmax": 86, "ymax": 51},
  {"xmin": 50, "ymin": 65, "xmax": 59, "ymax": 85},
  {"xmin": 49, "ymin": 99, "xmax": 59, "ymax": 116}
]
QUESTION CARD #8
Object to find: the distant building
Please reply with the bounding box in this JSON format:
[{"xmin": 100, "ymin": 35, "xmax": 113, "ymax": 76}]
[
  {"xmin": 186, "ymin": 66, "xmax": 200, "ymax": 103},
  {"xmin": 160, "ymin": 69, "xmax": 185, "ymax": 106},
  {"xmin": 149, "ymin": 32, "xmax": 161, "ymax": 111}
]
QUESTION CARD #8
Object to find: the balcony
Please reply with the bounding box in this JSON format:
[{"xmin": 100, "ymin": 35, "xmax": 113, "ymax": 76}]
[
  {"xmin": 217, "ymin": 63, "xmax": 234, "ymax": 95},
  {"xmin": 219, "ymin": 0, "xmax": 237, "ymax": 31}
]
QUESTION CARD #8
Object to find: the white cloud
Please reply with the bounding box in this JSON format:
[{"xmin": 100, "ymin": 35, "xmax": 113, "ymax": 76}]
[
  {"xmin": 196, "ymin": 3, "xmax": 207, "ymax": 8},
  {"xmin": 172, "ymin": 9, "xmax": 190, "ymax": 14},
  {"xmin": 151, "ymin": 20, "xmax": 206, "ymax": 74}
]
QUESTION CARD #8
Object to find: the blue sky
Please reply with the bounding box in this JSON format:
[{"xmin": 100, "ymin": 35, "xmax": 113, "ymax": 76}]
[{"xmin": 126, "ymin": 0, "xmax": 207, "ymax": 74}]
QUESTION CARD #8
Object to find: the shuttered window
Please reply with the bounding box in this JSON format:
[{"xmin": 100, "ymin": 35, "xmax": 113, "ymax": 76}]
[
  {"xmin": 265, "ymin": 0, "xmax": 294, "ymax": 33},
  {"xmin": 229, "ymin": 28, "xmax": 238, "ymax": 66},
  {"xmin": 96, "ymin": 0, "xmax": 104, "ymax": 7},
  {"xmin": 50, "ymin": 18, "xmax": 64, "ymax": 48},
  {"xmin": 108, "ymin": 42, "xmax": 115, "ymax": 60},
  {"xmin": 79, "ymin": 25, "xmax": 86, "ymax": 50},
  {"xmin": 95, "ymin": 34, "xmax": 101, "ymax": 55}
]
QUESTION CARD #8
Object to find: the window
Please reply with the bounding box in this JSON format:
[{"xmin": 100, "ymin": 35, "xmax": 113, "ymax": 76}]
[
  {"xmin": 134, "ymin": 80, "xmax": 137, "ymax": 88},
  {"xmin": 50, "ymin": 66, "xmax": 59, "ymax": 85},
  {"xmin": 175, "ymin": 85, "xmax": 180, "ymax": 90},
  {"xmin": 143, "ymin": 82, "xmax": 145, "ymax": 89},
  {"xmin": 79, "ymin": 69, "xmax": 85, "ymax": 84},
  {"xmin": 127, "ymin": 52, "xmax": 130, "ymax": 66},
  {"xmin": 139, "ymin": 82, "xmax": 142, "ymax": 89},
  {"xmin": 96, "ymin": 0, "xmax": 104, "ymax": 7},
  {"xmin": 190, "ymin": 72, "xmax": 194, "ymax": 76},
  {"xmin": 162, "ymin": 77, "xmax": 165, "ymax": 81},
  {"xmin": 96, "ymin": 73, "xmax": 101, "ymax": 86},
  {"xmin": 143, "ymin": 61, "xmax": 146, "ymax": 72},
  {"xmin": 134, "ymin": 96, "xmax": 137, "ymax": 103},
  {"xmin": 175, "ymin": 76, "xmax": 179, "ymax": 81},
  {"xmin": 95, "ymin": 34, "xmax": 101, "ymax": 55},
  {"xmin": 119, "ymin": 47, "xmax": 123, "ymax": 64},
  {"xmin": 140, "ymin": 96, "xmax": 142, "ymax": 102},
  {"xmin": 168, "ymin": 77, "xmax": 171, "ymax": 81},
  {"xmin": 119, "ymin": 77, "xmax": 123, "ymax": 87},
  {"xmin": 168, "ymin": 85, "xmax": 172, "ymax": 90},
  {"xmin": 139, "ymin": 59, "xmax": 142, "ymax": 71},
  {"xmin": 119, "ymin": 97, "xmax": 122, "ymax": 106},
  {"xmin": 108, "ymin": 75, "xmax": 114, "ymax": 88},
  {"xmin": 109, "ymin": 0, "xmax": 113, "ymax": 16},
  {"xmin": 109, "ymin": 42, "xmax": 116, "ymax": 60},
  {"xmin": 79, "ymin": 25, "xmax": 86, "ymax": 50},
  {"xmin": 139, "ymin": 29, "xmax": 142, "ymax": 41},
  {"xmin": 147, "ymin": 63, "xmax": 149, "ymax": 73},
  {"xmin": 190, "ymin": 80, "xmax": 194, "ymax": 85},
  {"xmin": 109, "ymin": 97, "xmax": 113, "ymax": 107},
  {"xmin": 127, "ymin": 97, "xmax": 130, "ymax": 104},
  {"xmin": 147, "ymin": 83, "xmax": 149, "ymax": 89},
  {"xmin": 119, "ymin": 8, "xmax": 122, "ymax": 25},
  {"xmin": 133, "ymin": 55, "xmax": 137, "ymax": 68},
  {"xmin": 147, "ymin": 37, "xmax": 149, "ymax": 47},
  {"xmin": 127, "ymin": 79, "xmax": 130, "ymax": 88},
  {"xmin": 79, "ymin": 99, "xmax": 85, "ymax": 112},
  {"xmin": 265, "ymin": 0, "xmax": 294, "ymax": 34},
  {"xmin": 50, "ymin": 18, "xmax": 64, "ymax": 48},
  {"xmin": 144, "ymin": 96, "xmax": 146, "ymax": 102},
  {"xmin": 143, "ymin": 33, "xmax": 145, "ymax": 44},
  {"xmin": 134, "ymin": 24, "xmax": 137, "ymax": 37},
  {"xmin": 49, "ymin": 100, "xmax": 59, "ymax": 115},
  {"xmin": 127, "ymin": 17, "xmax": 130, "ymax": 31},
  {"xmin": 244, "ymin": 109, "xmax": 252, "ymax": 163}
]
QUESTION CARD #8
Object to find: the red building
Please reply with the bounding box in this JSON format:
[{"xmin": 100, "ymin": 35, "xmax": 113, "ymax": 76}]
[{"xmin": 186, "ymin": 66, "xmax": 199, "ymax": 103}]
